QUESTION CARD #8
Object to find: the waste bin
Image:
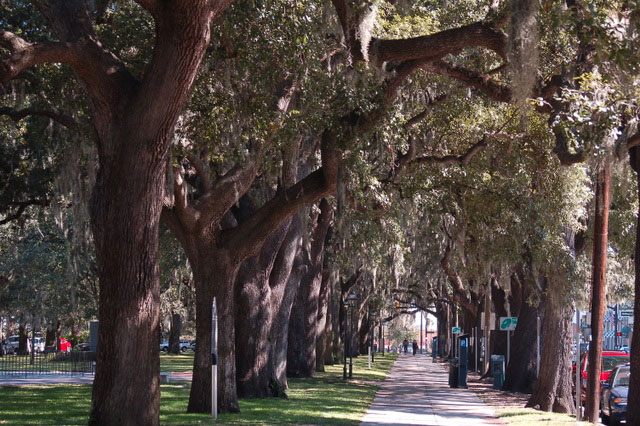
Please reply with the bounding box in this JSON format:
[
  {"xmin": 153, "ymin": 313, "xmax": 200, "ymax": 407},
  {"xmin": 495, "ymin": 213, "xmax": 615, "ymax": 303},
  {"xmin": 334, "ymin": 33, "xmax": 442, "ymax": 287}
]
[
  {"xmin": 448, "ymin": 358, "xmax": 459, "ymax": 388},
  {"xmin": 432, "ymin": 337, "xmax": 438, "ymax": 361},
  {"xmin": 490, "ymin": 354, "xmax": 505, "ymax": 389}
]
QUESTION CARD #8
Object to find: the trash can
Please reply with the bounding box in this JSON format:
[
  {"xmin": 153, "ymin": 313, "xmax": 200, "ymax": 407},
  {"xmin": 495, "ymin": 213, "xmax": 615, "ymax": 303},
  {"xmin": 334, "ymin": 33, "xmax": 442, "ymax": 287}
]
[
  {"xmin": 449, "ymin": 358, "xmax": 459, "ymax": 388},
  {"xmin": 490, "ymin": 354, "xmax": 505, "ymax": 389}
]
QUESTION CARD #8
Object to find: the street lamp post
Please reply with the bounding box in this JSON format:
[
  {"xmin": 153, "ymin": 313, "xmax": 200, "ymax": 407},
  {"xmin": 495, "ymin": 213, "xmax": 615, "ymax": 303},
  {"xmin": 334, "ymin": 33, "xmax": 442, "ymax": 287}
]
[
  {"xmin": 347, "ymin": 292, "xmax": 358, "ymax": 379},
  {"xmin": 343, "ymin": 300, "xmax": 349, "ymax": 380},
  {"xmin": 370, "ymin": 311, "xmax": 378, "ymax": 363}
]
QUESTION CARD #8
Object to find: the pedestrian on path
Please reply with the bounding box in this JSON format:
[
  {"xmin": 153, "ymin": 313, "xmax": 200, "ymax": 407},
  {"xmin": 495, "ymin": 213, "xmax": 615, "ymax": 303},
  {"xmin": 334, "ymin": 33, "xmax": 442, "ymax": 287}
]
[
  {"xmin": 402, "ymin": 339, "xmax": 408, "ymax": 354},
  {"xmin": 412, "ymin": 340, "xmax": 418, "ymax": 355}
]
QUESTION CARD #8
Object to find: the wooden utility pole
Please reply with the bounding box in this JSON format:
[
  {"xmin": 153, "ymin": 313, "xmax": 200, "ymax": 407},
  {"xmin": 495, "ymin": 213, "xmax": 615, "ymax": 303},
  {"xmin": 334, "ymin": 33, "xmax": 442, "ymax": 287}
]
[{"xmin": 586, "ymin": 159, "xmax": 611, "ymax": 423}]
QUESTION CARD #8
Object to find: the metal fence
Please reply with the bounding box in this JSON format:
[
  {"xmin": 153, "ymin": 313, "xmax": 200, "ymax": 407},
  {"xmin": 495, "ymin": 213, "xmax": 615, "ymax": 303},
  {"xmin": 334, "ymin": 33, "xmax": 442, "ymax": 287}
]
[{"xmin": 0, "ymin": 351, "xmax": 95, "ymax": 376}]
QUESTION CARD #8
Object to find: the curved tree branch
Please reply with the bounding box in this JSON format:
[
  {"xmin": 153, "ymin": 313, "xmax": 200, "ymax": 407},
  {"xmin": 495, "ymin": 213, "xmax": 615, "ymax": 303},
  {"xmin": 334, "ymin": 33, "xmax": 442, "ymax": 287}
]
[{"xmin": 0, "ymin": 106, "xmax": 76, "ymax": 128}]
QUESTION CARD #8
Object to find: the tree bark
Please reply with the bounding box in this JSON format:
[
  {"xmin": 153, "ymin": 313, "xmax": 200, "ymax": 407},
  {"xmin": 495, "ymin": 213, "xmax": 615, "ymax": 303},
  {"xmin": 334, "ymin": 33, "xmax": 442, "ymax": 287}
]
[
  {"xmin": 269, "ymin": 215, "xmax": 304, "ymax": 390},
  {"xmin": 287, "ymin": 199, "xmax": 333, "ymax": 377},
  {"xmin": 316, "ymin": 260, "xmax": 337, "ymax": 371},
  {"xmin": 625, "ymin": 147, "xmax": 640, "ymax": 425},
  {"xmin": 586, "ymin": 160, "xmax": 611, "ymax": 423},
  {"xmin": 235, "ymin": 221, "xmax": 289, "ymax": 398},
  {"xmin": 187, "ymin": 248, "xmax": 240, "ymax": 414},
  {"xmin": 526, "ymin": 277, "xmax": 574, "ymax": 413},
  {"xmin": 503, "ymin": 268, "xmax": 544, "ymax": 393}
]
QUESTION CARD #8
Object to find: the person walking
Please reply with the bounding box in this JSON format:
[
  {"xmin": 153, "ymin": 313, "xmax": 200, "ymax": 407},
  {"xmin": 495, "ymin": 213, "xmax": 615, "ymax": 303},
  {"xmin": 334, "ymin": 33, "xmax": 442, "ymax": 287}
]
[
  {"xmin": 402, "ymin": 339, "xmax": 408, "ymax": 354},
  {"xmin": 412, "ymin": 340, "xmax": 418, "ymax": 355}
]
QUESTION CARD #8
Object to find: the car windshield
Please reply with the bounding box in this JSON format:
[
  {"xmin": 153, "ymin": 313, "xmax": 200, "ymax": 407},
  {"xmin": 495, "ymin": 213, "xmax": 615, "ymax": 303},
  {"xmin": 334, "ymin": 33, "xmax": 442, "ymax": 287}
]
[
  {"xmin": 603, "ymin": 356, "xmax": 629, "ymax": 372},
  {"xmin": 614, "ymin": 370, "xmax": 630, "ymax": 387}
]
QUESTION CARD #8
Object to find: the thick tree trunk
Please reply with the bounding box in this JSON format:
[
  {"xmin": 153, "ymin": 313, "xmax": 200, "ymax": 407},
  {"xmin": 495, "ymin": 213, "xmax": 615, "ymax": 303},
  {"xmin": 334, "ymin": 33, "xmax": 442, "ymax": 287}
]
[
  {"xmin": 317, "ymin": 263, "xmax": 337, "ymax": 370},
  {"xmin": 235, "ymin": 222, "xmax": 288, "ymax": 398},
  {"xmin": 287, "ymin": 200, "xmax": 333, "ymax": 378},
  {"xmin": 188, "ymin": 254, "xmax": 240, "ymax": 414},
  {"xmin": 625, "ymin": 147, "xmax": 640, "ymax": 425},
  {"xmin": 503, "ymin": 269, "xmax": 544, "ymax": 393},
  {"xmin": 169, "ymin": 312, "xmax": 182, "ymax": 355},
  {"xmin": 269, "ymin": 215, "xmax": 304, "ymax": 390},
  {"xmin": 89, "ymin": 152, "xmax": 166, "ymax": 426},
  {"xmin": 526, "ymin": 277, "xmax": 574, "ymax": 413}
]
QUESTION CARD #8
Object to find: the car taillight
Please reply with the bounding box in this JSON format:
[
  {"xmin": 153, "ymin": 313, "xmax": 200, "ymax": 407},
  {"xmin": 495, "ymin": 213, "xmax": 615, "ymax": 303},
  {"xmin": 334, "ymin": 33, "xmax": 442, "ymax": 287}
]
[{"xmin": 612, "ymin": 397, "xmax": 627, "ymax": 405}]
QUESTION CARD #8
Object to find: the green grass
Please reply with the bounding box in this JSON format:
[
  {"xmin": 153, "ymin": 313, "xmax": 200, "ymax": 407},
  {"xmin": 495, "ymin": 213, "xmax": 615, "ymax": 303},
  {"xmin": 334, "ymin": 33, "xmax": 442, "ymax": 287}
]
[
  {"xmin": 160, "ymin": 352, "xmax": 196, "ymax": 372},
  {"xmin": 0, "ymin": 353, "xmax": 397, "ymax": 425},
  {"xmin": 496, "ymin": 407, "xmax": 591, "ymax": 426}
]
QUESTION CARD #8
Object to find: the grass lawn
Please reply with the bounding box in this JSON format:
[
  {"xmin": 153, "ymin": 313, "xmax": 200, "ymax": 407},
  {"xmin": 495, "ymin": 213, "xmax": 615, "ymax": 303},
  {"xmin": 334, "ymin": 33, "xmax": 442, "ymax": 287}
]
[
  {"xmin": 0, "ymin": 353, "xmax": 397, "ymax": 425},
  {"xmin": 496, "ymin": 407, "xmax": 590, "ymax": 426}
]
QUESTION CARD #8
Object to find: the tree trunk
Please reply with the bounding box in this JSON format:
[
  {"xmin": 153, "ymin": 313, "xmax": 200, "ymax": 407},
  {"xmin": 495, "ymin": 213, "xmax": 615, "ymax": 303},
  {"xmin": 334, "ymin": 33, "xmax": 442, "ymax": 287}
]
[
  {"xmin": 586, "ymin": 159, "xmax": 611, "ymax": 423},
  {"xmin": 317, "ymin": 263, "xmax": 337, "ymax": 370},
  {"xmin": 169, "ymin": 312, "xmax": 182, "ymax": 355},
  {"xmin": 503, "ymin": 268, "xmax": 544, "ymax": 393},
  {"xmin": 287, "ymin": 200, "xmax": 333, "ymax": 378},
  {"xmin": 235, "ymin": 221, "xmax": 289, "ymax": 398},
  {"xmin": 188, "ymin": 252, "xmax": 240, "ymax": 414},
  {"xmin": 89, "ymin": 151, "xmax": 166, "ymax": 425},
  {"xmin": 269, "ymin": 214, "xmax": 304, "ymax": 390},
  {"xmin": 526, "ymin": 277, "xmax": 574, "ymax": 413},
  {"xmin": 625, "ymin": 147, "xmax": 640, "ymax": 425}
]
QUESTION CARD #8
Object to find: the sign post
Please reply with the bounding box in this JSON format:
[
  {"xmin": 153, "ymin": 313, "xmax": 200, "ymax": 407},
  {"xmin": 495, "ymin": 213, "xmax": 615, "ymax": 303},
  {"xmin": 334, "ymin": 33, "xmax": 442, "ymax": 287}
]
[
  {"xmin": 211, "ymin": 298, "xmax": 218, "ymax": 420},
  {"xmin": 499, "ymin": 317, "xmax": 518, "ymax": 366}
]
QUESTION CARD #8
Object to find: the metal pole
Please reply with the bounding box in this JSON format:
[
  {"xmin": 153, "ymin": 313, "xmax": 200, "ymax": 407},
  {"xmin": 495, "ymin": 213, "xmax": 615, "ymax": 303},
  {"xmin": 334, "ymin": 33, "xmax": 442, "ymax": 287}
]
[
  {"xmin": 211, "ymin": 298, "xmax": 218, "ymax": 420},
  {"xmin": 474, "ymin": 327, "xmax": 478, "ymax": 372},
  {"xmin": 343, "ymin": 305, "xmax": 347, "ymax": 380},
  {"xmin": 349, "ymin": 306, "xmax": 353, "ymax": 379},
  {"xmin": 614, "ymin": 304, "xmax": 618, "ymax": 349},
  {"xmin": 507, "ymin": 330, "xmax": 510, "ymax": 367},
  {"xmin": 536, "ymin": 315, "xmax": 540, "ymax": 377},
  {"xmin": 575, "ymin": 308, "xmax": 581, "ymax": 421},
  {"xmin": 420, "ymin": 311, "xmax": 423, "ymax": 355}
]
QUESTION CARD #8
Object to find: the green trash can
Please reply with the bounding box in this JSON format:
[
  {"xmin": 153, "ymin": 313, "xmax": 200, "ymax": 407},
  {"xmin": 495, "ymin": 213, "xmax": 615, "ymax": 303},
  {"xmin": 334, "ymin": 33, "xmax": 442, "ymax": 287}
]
[{"xmin": 490, "ymin": 355, "xmax": 505, "ymax": 389}]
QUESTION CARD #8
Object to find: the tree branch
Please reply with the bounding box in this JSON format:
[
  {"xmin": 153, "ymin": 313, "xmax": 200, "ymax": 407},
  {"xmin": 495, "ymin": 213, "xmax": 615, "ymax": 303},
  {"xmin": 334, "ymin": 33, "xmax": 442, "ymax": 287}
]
[
  {"xmin": 223, "ymin": 131, "xmax": 341, "ymax": 260},
  {"xmin": 0, "ymin": 199, "xmax": 49, "ymax": 225},
  {"xmin": 0, "ymin": 106, "xmax": 76, "ymax": 128}
]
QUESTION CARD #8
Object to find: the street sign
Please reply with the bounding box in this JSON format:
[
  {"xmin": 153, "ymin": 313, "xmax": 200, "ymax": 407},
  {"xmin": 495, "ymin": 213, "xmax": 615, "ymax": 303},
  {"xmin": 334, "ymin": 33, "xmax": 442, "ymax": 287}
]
[
  {"xmin": 499, "ymin": 317, "xmax": 518, "ymax": 331},
  {"xmin": 620, "ymin": 310, "xmax": 633, "ymax": 317},
  {"xmin": 452, "ymin": 326, "xmax": 462, "ymax": 334}
]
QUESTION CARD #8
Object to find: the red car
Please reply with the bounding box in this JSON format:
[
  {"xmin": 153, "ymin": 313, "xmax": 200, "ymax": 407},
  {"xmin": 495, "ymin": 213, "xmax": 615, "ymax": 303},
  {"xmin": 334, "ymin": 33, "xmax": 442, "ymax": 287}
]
[
  {"xmin": 579, "ymin": 350, "xmax": 629, "ymax": 404},
  {"xmin": 59, "ymin": 338, "xmax": 72, "ymax": 352}
]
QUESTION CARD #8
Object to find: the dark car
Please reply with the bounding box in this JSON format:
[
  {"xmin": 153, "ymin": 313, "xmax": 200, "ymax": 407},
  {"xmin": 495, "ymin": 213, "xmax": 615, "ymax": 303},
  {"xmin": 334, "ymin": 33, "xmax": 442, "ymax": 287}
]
[{"xmin": 600, "ymin": 363, "xmax": 629, "ymax": 425}]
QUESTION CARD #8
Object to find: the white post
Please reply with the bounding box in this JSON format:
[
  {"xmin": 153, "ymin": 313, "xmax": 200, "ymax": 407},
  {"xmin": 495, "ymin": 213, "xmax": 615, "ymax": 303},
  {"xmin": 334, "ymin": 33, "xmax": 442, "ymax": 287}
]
[
  {"xmin": 507, "ymin": 330, "xmax": 510, "ymax": 367},
  {"xmin": 368, "ymin": 347, "xmax": 371, "ymax": 369},
  {"xmin": 211, "ymin": 298, "xmax": 218, "ymax": 420},
  {"xmin": 536, "ymin": 315, "xmax": 540, "ymax": 377},
  {"xmin": 212, "ymin": 365, "xmax": 217, "ymax": 420},
  {"xmin": 474, "ymin": 327, "xmax": 478, "ymax": 372}
]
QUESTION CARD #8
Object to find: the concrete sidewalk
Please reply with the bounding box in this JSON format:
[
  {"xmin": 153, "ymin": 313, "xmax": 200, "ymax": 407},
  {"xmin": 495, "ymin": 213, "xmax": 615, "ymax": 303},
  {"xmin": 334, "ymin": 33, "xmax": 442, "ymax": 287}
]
[{"xmin": 361, "ymin": 354, "xmax": 503, "ymax": 426}]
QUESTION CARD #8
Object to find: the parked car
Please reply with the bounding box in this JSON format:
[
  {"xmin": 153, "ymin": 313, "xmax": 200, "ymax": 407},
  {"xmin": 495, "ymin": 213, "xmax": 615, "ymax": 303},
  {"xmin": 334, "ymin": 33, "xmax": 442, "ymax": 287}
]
[
  {"xmin": 600, "ymin": 363, "xmax": 629, "ymax": 425},
  {"xmin": 579, "ymin": 350, "xmax": 629, "ymax": 404},
  {"xmin": 160, "ymin": 339, "xmax": 192, "ymax": 352},
  {"xmin": 74, "ymin": 342, "xmax": 91, "ymax": 352},
  {"xmin": 1, "ymin": 335, "xmax": 45, "ymax": 354}
]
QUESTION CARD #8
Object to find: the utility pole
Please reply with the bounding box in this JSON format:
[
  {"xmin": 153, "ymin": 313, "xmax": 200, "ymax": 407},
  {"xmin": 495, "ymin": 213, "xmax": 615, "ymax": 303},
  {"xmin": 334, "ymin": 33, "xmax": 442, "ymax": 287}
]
[
  {"xmin": 586, "ymin": 159, "xmax": 611, "ymax": 424},
  {"xmin": 483, "ymin": 282, "xmax": 491, "ymax": 375}
]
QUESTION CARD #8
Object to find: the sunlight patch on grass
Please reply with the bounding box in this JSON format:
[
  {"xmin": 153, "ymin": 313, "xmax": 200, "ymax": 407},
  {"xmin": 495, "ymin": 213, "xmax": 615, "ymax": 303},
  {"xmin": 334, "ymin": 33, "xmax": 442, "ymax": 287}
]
[{"xmin": 496, "ymin": 407, "xmax": 591, "ymax": 426}]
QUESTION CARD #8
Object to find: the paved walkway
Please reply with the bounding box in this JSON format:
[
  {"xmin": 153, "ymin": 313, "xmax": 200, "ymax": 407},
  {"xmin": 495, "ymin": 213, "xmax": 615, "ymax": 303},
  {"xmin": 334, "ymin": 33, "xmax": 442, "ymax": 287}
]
[
  {"xmin": 0, "ymin": 373, "xmax": 95, "ymax": 386},
  {"xmin": 361, "ymin": 354, "xmax": 503, "ymax": 426}
]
